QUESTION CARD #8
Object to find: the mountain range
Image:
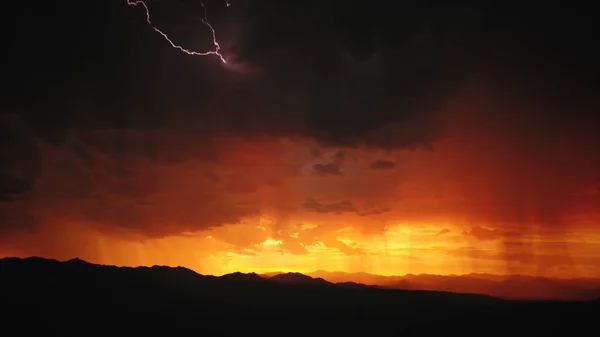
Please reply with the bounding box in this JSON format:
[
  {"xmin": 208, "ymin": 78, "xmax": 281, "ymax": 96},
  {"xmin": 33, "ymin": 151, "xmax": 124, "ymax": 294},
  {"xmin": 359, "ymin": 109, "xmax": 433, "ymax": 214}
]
[
  {"xmin": 1, "ymin": 257, "xmax": 598, "ymax": 336},
  {"xmin": 255, "ymin": 270, "xmax": 600, "ymax": 301},
  {"xmin": 303, "ymin": 270, "xmax": 600, "ymax": 301}
]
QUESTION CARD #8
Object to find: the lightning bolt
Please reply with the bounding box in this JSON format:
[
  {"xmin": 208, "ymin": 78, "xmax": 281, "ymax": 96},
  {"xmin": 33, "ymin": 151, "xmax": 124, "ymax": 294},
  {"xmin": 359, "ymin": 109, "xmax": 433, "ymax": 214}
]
[{"xmin": 126, "ymin": 0, "xmax": 227, "ymax": 63}]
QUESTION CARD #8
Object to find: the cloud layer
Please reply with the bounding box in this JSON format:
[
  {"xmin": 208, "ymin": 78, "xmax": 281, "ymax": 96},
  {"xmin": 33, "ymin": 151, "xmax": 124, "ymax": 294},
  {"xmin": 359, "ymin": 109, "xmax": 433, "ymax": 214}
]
[{"xmin": 1, "ymin": 1, "xmax": 599, "ymax": 277}]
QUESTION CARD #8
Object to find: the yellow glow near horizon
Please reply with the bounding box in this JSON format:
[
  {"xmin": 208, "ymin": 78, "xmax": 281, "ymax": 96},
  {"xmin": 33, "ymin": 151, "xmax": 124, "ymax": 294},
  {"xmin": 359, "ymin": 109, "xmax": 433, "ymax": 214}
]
[{"xmin": 2, "ymin": 220, "xmax": 600, "ymax": 279}]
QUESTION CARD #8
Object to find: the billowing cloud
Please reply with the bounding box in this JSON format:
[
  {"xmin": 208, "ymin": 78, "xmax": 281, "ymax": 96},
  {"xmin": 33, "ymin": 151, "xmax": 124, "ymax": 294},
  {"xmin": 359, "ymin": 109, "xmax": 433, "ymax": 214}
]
[{"xmin": 1, "ymin": 1, "xmax": 599, "ymax": 278}]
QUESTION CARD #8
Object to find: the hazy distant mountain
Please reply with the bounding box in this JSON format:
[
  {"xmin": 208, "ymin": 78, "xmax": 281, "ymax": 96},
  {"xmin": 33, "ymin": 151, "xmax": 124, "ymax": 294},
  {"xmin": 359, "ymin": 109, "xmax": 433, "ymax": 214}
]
[
  {"xmin": 1, "ymin": 257, "xmax": 598, "ymax": 336},
  {"xmin": 308, "ymin": 270, "xmax": 600, "ymax": 300},
  {"xmin": 334, "ymin": 281, "xmax": 376, "ymax": 289}
]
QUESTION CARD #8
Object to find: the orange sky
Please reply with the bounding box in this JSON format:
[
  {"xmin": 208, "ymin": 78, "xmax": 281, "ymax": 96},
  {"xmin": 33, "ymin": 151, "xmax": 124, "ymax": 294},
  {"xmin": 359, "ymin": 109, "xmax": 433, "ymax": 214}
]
[{"xmin": 1, "ymin": 81, "xmax": 600, "ymax": 279}]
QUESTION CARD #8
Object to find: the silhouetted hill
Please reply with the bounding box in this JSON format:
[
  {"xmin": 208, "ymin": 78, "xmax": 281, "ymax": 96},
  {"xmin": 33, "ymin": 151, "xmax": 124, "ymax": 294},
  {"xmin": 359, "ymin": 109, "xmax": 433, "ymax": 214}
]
[
  {"xmin": 1, "ymin": 257, "xmax": 597, "ymax": 336},
  {"xmin": 265, "ymin": 272, "xmax": 372, "ymax": 289},
  {"xmin": 270, "ymin": 272, "xmax": 331, "ymax": 285},
  {"xmin": 220, "ymin": 271, "xmax": 266, "ymax": 282}
]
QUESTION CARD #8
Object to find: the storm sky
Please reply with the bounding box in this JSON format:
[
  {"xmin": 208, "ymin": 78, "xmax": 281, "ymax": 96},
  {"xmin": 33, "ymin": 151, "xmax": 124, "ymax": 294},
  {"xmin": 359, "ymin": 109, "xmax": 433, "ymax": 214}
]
[{"xmin": 1, "ymin": 0, "xmax": 599, "ymax": 277}]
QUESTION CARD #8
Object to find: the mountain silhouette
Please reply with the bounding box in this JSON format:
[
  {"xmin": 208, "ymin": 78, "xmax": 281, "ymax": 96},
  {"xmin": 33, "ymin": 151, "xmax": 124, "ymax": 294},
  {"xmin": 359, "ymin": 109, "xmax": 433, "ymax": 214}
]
[
  {"xmin": 1, "ymin": 257, "xmax": 597, "ymax": 336},
  {"xmin": 308, "ymin": 270, "xmax": 600, "ymax": 300},
  {"xmin": 269, "ymin": 272, "xmax": 331, "ymax": 285},
  {"xmin": 220, "ymin": 271, "xmax": 266, "ymax": 282}
]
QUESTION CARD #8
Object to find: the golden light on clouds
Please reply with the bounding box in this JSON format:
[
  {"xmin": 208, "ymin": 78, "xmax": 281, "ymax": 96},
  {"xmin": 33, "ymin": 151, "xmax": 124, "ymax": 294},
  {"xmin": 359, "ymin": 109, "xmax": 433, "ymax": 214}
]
[
  {"xmin": 3, "ymin": 216, "xmax": 599, "ymax": 279},
  {"xmin": 2, "ymin": 83, "xmax": 600, "ymax": 285}
]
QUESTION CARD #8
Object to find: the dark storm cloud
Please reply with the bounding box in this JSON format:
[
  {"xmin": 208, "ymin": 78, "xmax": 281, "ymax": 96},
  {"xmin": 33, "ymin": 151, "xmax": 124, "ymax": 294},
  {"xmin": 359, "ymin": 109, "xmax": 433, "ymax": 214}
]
[
  {"xmin": 302, "ymin": 198, "xmax": 356, "ymax": 214},
  {"xmin": 313, "ymin": 163, "xmax": 343, "ymax": 176},
  {"xmin": 3, "ymin": 1, "xmax": 597, "ymax": 149},
  {"xmin": 313, "ymin": 152, "xmax": 345, "ymax": 176},
  {"xmin": 357, "ymin": 205, "xmax": 390, "ymax": 217},
  {"xmin": 0, "ymin": 126, "xmax": 262, "ymax": 237},
  {"xmin": 230, "ymin": 0, "xmax": 458, "ymax": 148},
  {"xmin": 370, "ymin": 160, "xmax": 395, "ymax": 171},
  {"xmin": 229, "ymin": 2, "xmax": 597, "ymax": 148},
  {"xmin": 0, "ymin": 115, "xmax": 41, "ymax": 199},
  {"xmin": 1, "ymin": 0, "xmax": 598, "ymax": 239}
]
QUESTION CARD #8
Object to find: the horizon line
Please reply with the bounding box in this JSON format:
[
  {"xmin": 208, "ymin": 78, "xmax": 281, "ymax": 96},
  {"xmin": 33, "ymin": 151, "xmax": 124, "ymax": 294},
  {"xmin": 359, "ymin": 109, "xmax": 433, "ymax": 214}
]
[{"xmin": 3, "ymin": 256, "xmax": 598, "ymax": 281}]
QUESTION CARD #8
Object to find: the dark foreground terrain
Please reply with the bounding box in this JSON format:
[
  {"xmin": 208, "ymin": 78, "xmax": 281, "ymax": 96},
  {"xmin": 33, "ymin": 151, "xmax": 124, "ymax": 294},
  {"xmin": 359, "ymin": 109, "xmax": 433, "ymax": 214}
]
[{"xmin": 1, "ymin": 257, "xmax": 598, "ymax": 336}]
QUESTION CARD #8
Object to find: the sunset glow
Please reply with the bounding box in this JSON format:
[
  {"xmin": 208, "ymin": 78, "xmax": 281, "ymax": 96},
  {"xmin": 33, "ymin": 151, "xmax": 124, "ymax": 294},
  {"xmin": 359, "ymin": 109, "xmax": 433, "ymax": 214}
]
[
  {"xmin": 3, "ymin": 84, "xmax": 600, "ymax": 281},
  {"xmin": 3, "ymin": 218, "xmax": 599, "ymax": 279},
  {"xmin": 3, "ymin": 1, "xmax": 600, "ymax": 303}
]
